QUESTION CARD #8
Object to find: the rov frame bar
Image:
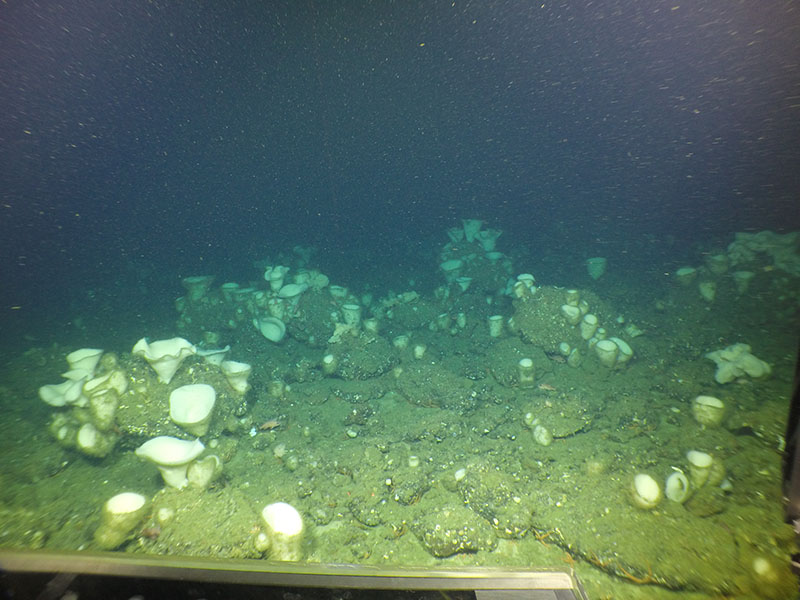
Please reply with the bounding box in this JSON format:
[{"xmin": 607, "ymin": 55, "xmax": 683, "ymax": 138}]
[{"xmin": 0, "ymin": 550, "xmax": 588, "ymax": 600}]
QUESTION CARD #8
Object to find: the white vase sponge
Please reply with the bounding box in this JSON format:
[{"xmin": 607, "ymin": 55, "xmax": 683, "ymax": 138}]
[{"xmin": 630, "ymin": 473, "xmax": 662, "ymax": 509}]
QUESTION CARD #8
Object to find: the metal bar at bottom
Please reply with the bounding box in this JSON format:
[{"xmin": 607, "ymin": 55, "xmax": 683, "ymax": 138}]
[
  {"xmin": 476, "ymin": 589, "xmax": 589, "ymax": 600},
  {"xmin": 0, "ymin": 550, "xmax": 583, "ymax": 595}
]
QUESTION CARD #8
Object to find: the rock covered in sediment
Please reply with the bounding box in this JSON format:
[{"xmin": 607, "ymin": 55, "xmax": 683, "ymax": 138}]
[
  {"xmin": 410, "ymin": 505, "xmax": 497, "ymax": 557},
  {"xmin": 457, "ymin": 466, "xmax": 534, "ymax": 539}
]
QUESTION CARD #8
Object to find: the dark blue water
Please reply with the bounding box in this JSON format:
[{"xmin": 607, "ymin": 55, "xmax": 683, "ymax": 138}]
[{"xmin": 2, "ymin": 0, "xmax": 798, "ymax": 353}]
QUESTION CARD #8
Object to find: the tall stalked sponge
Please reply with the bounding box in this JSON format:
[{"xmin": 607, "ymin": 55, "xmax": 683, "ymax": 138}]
[
  {"xmin": 253, "ymin": 316, "xmax": 286, "ymax": 343},
  {"xmin": 692, "ymin": 395, "xmax": 726, "ymax": 427},
  {"xmin": 169, "ymin": 384, "xmax": 216, "ymax": 437},
  {"xmin": 221, "ymin": 360, "xmax": 252, "ymax": 394},
  {"xmin": 132, "ymin": 337, "xmax": 196, "ymax": 384},
  {"xmin": 135, "ymin": 436, "xmax": 205, "ymax": 489},
  {"xmin": 66, "ymin": 348, "xmax": 104, "ymax": 376},
  {"xmin": 594, "ymin": 339, "xmax": 619, "ymax": 368},
  {"xmin": 630, "ymin": 474, "xmax": 662, "ymax": 510},
  {"xmin": 93, "ymin": 492, "xmax": 148, "ymax": 550},
  {"xmin": 181, "ymin": 275, "xmax": 215, "ymax": 302},
  {"xmin": 260, "ymin": 502, "xmax": 304, "ymax": 561},
  {"xmin": 586, "ymin": 257, "xmax": 607, "ymax": 280}
]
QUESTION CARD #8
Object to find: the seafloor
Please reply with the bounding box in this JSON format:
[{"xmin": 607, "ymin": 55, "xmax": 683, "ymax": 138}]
[{"xmin": 1, "ymin": 229, "xmax": 798, "ymax": 600}]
